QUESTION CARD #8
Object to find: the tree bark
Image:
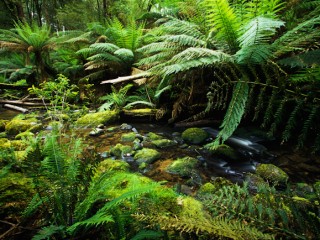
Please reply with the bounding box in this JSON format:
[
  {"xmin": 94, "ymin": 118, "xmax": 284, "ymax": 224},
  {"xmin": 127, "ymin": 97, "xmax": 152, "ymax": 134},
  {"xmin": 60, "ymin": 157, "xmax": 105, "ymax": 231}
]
[
  {"xmin": 4, "ymin": 104, "xmax": 29, "ymax": 113},
  {"xmin": 0, "ymin": 100, "xmax": 45, "ymax": 106}
]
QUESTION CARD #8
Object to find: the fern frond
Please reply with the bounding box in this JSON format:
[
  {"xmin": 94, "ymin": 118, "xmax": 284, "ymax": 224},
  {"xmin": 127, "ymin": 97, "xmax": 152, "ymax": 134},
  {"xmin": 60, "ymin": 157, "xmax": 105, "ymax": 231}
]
[
  {"xmin": 214, "ymin": 81, "xmax": 249, "ymax": 145},
  {"xmin": 282, "ymin": 100, "xmax": 304, "ymax": 142},
  {"xmin": 277, "ymin": 49, "xmax": 320, "ymax": 67},
  {"xmin": 297, "ymin": 105, "xmax": 318, "ymax": 148},
  {"xmin": 236, "ymin": 44, "xmax": 273, "ymax": 64},
  {"xmin": 158, "ymin": 34, "xmax": 206, "ymax": 47},
  {"xmin": 89, "ymin": 42, "xmax": 120, "ymax": 53},
  {"xmin": 204, "ymin": 0, "xmax": 240, "ymax": 52},
  {"xmin": 130, "ymin": 230, "xmax": 164, "ymax": 240},
  {"xmin": 114, "ymin": 48, "xmax": 134, "ymax": 63},
  {"xmin": 87, "ymin": 53, "xmax": 121, "ymax": 63},
  {"xmin": 268, "ymin": 97, "xmax": 288, "ymax": 137},
  {"xmin": 273, "ymin": 15, "xmax": 320, "ymax": 57},
  {"xmin": 32, "ymin": 225, "xmax": 65, "ymax": 240}
]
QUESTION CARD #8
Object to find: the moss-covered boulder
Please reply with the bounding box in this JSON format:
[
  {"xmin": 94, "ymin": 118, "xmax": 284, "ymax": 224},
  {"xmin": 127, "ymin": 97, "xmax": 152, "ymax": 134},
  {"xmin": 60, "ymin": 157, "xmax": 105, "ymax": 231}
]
[
  {"xmin": 75, "ymin": 110, "xmax": 119, "ymax": 127},
  {"xmin": 15, "ymin": 131, "xmax": 34, "ymax": 140},
  {"xmin": 134, "ymin": 148, "xmax": 161, "ymax": 164},
  {"xmin": 5, "ymin": 119, "xmax": 38, "ymax": 135},
  {"xmin": 0, "ymin": 172, "xmax": 34, "ymax": 218},
  {"xmin": 147, "ymin": 132, "xmax": 164, "ymax": 140},
  {"xmin": 0, "ymin": 120, "xmax": 8, "ymax": 131},
  {"xmin": 110, "ymin": 143, "xmax": 133, "ymax": 158},
  {"xmin": 182, "ymin": 128, "xmax": 208, "ymax": 144},
  {"xmin": 256, "ymin": 164, "xmax": 289, "ymax": 184},
  {"xmin": 166, "ymin": 156, "xmax": 199, "ymax": 177},
  {"xmin": 206, "ymin": 144, "xmax": 239, "ymax": 160},
  {"xmin": 0, "ymin": 138, "xmax": 11, "ymax": 151},
  {"xmin": 121, "ymin": 132, "xmax": 136, "ymax": 142},
  {"xmin": 197, "ymin": 182, "xmax": 216, "ymax": 196},
  {"xmin": 0, "ymin": 132, "xmax": 6, "ymax": 138},
  {"xmin": 151, "ymin": 139, "xmax": 176, "ymax": 148},
  {"xmin": 93, "ymin": 158, "xmax": 130, "ymax": 180}
]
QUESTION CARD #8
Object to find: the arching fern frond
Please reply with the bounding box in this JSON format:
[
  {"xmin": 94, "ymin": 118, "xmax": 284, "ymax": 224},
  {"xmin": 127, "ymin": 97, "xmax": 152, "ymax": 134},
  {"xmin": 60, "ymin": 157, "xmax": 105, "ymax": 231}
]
[{"xmin": 213, "ymin": 81, "xmax": 249, "ymax": 145}]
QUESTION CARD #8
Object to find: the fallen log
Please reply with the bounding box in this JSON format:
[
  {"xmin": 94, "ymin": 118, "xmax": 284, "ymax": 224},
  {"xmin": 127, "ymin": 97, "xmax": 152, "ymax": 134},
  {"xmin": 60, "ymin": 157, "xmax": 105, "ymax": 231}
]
[
  {"xmin": 100, "ymin": 72, "xmax": 150, "ymax": 84},
  {"xmin": 4, "ymin": 104, "xmax": 29, "ymax": 113},
  {"xmin": 0, "ymin": 83, "xmax": 28, "ymax": 90},
  {"xmin": 0, "ymin": 100, "xmax": 46, "ymax": 106}
]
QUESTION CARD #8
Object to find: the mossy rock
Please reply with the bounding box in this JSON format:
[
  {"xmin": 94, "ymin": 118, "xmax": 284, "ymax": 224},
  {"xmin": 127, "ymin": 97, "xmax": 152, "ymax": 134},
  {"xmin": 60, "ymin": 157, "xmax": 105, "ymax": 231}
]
[
  {"xmin": 197, "ymin": 182, "xmax": 216, "ymax": 196},
  {"xmin": 0, "ymin": 172, "xmax": 34, "ymax": 217},
  {"xmin": 75, "ymin": 110, "xmax": 119, "ymax": 127},
  {"xmin": 147, "ymin": 132, "xmax": 164, "ymax": 140},
  {"xmin": 134, "ymin": 148, "xmax": 161, "ymax": 164},
  {"xmin": 93, "ymin": 158, "xmax": 130, "ymax": 180},
  {"xmin": 206, "ymin": 144, "xmax": 239, "ymax": 160},
  {"xmin": 256, "ymin": 164, "xmax": 289, "ymax": 184},
  {"xmin": 123, "ymin": 108, "xmax": 157, "ymax": 117},
  {"xmin": 14, "ymin": 150, "xmax": 27, "ymax": 161},
  {"xmin": 0, "ymin": 132, "xmax": 7, "ymax": 138},
  {"xmin": 10, "ymin": 140, "xmax": 28, "ymax": 151},
  {"xmin": 0, "ymin": 138, "xmax": 11, "ymax": 151},
  {"xmin": 110, "ymin": 143, "xmax": 133, "ymax": 158},
  {"xmin": 0, "ymin": 120, "xmax": 8, "ymax": 131},
  {"xmin": 5, "ymin": 119, "xmax": 38, "ymax": 135},
  {"xmin": 15, "ymin": 131, "xmax": 35, "ymax": 140},
  {"xmin": 121, "ymin": 132, "xmax": 136, "ymax": 142},
  {"xmin": 182, "ymin": 128, "xmax": 208, "ymax": 144},
  {"xmin": 152, "ymin": 139, "xmax": 176, "ymax": 148},
  {"xmin": 166, "ymin": 156, "xmax": 199, "ymax": 177}
]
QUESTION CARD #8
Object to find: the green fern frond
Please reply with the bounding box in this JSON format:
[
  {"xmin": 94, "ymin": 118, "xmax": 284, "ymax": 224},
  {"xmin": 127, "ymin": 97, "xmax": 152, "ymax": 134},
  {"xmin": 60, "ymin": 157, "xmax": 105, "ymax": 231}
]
[
  {"xmin": 158, "ymin": 34, "xmax": 206, "ymax": 47},
  {"xmin": 282, "ymin": 100, "xmax": 304, "ymax": 142},
  {"xmin": 297, "ymin": 105, "xmax": 318, "ymax": 148},
  {"xmin": 87, "ymin": 53, "xmax": 122, "ymax": 63},
  {"xmin": 268, "ymin": 97, "xmax": 288, "ymax": 137},
  {"xmin": 22, "ymin": 193, "xmax": 48, "ymax": 218},
  {"xmin": 130, "ymin": 230, "xmax": 164, "ymax": 240},
  {"xmin": 204, "ymin": 0, "xmax": 240, "ymax": 52},
  {"xmin": 236, "ymin": 44, "xmax": 273, "ymax": 64},
  {"xmin": 289, "ymin": 66, "xmax": 320, "ymax": 83},
  {"xmin": 277, "ymin": 49, "xmax": 320, "ymax": 67},
  {"xmin": 273, "ymin": 15, "xmax": 320, "ymax": 57},
  {"xmin": 114, "ymin": 48, "xmax": 134, "ymax": 63},
  {"xmin": 238, "ymin": 17, "xmax": 284, "ymax": 47},
  {"xmin": 32, "ymin": 225, "xmax": 65, "ymax": 240},
  {"xmin": 89, "ymin": 42, "xmax": 120, "ymax": 53},
  {"xmin": 261, "ymin": 88, "xmax": 278, "ymax": 128},
  {"xmin": 214, "ymin": 81, "xmax": 249, "ymax": 145}
]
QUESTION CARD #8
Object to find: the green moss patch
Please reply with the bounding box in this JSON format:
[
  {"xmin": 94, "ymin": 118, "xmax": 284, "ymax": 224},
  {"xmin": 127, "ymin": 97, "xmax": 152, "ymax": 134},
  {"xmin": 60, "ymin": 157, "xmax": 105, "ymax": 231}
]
[
  {"xmin": 134, "ymin": 148, "xmax": 161, "ymax": 164},
  {"xmin": 166, "ymin": 156, "xmax": 199, "ymax": 177},
  {"xmin": 182, "ymin": 128, "xmax": 208, "ymax": 144},
  {"xmin": 75, "ymin": 110, "xmax": 119, "ymax": 127}
]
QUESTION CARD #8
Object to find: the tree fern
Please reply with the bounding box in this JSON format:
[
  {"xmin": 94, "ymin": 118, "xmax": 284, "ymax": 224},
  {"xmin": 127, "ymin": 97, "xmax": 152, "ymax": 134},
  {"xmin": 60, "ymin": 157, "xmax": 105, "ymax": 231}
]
[{"xmin": 282, "ymin": 100, "xmax": 304, "ymax": 142}]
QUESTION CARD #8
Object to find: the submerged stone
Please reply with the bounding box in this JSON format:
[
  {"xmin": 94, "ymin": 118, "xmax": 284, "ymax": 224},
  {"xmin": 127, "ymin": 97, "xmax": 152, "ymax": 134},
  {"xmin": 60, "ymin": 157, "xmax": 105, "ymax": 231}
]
[
  {"xmin": 75, "ymin": 110, "xmax": 119, "ymax": 127},
  {"xmin": 166, "ymin": 156, "xmax": 199, "ymax": 177},
  {"xmin": 256, "ymin": 163, "xmax": 289, "ymax": 184},
  {"xmin": 182, "ymin": 128, "xmax": 208, "ymax": 144},
  {"xmin": 134, "ymin": 148, "xmax": 161, "ymax": 164}
]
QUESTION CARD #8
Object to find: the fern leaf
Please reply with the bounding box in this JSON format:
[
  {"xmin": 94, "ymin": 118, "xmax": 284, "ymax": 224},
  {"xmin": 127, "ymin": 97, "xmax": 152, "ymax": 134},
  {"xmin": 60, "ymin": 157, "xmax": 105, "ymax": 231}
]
[
  {"xmin": 282, "ymin": 100, "xmax": 304, "ymax": 142},
  {"xmin": 214, "ymin": 81, "xmax": 249, "ymax": 145},
  {"xmin": 130, "ymin": 230, "xmax": 164, "ymax": 240},
  {"xmin": 32, "ymin": 225, "xmax": 65, "ymax": 240}
]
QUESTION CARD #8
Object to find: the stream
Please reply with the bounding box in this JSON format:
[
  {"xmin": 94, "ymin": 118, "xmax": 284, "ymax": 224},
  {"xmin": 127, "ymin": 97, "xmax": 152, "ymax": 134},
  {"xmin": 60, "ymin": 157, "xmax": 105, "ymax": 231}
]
[{"xmin": 1, "ymin": 108, "xmax": 320, "ymax": 192}]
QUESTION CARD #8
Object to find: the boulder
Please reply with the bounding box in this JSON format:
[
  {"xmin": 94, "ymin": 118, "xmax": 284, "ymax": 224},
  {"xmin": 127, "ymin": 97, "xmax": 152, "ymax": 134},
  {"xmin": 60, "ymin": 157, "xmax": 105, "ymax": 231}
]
[
  {"xmin": 256, "ymin": 163, "xmax": 289, "ymax": 184},
  {"xmin": 166, "ymin": 156, "xmax": 199, "ymax": 177},
  {"xmin": 75, "ymin": 110, "xmax": 119, "ymax": 127},
  {"xmin": 121, "ymin": 132, "xmax": 136, "ymax": 142},
  {"xmin": 134, "ymin": 148, "xmax": 161, "ymax": 164},
  {"xmin": 147, "ymin": 132, "xmax": 164, "ymax": 140},
  {"xmin": 110, "ymin": 143, "xmax": 133, "ymax": 158},
  {"xmin": 5, "ymin": 119, "xmax": 38, "ymax": 135},
  {"xmin": 182, "ymin": 128, "xmax": 208, "ymax": 144},
  {"xmin": 89, "ymin": 128, "xmax": 104, "ymax": 136}
]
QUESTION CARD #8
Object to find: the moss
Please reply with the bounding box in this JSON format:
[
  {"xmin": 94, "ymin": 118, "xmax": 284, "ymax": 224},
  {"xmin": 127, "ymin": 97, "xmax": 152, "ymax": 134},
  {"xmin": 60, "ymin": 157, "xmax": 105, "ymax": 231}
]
[
  {"xmin": 0, "ymin": 138, "xmax": 11, "ymax": 151},
  {"xmin": 177, "ymin": 196, "xmax": 210, "ymax": 223},
  {"xmin": 5, "ymin": 119, "xmax": 38, "ymax": 135},
  {"xmin": 197, "ymin": 182, "xmax": 216, "ymax": 196},
  {"xmin": 134, "ymin": 148, "xmax": 161, "ymax": 164},
  {"xmin": 15, "ymin": 131, "xmax": 34, "ymax": 140},
  {"xmin": 166, "ymin": 156, "xmax": 198, "ymax": 177},
  {"xmin": 120, "ymin": 132, "xmax": 136, "ymax": 142},
  {"xmin": 10, "ymin": 140, "xmax": 28, "ymax": 150},
  {"xmin": 147, "ymin": 132, "xmax": 164, "ymax": 140},
  {"xmin": 0, "ymin": 172, "xmax": 34, "ymax": 217},
  {"xmin": 75, "ymin": 110, "xmax": 119, "ymax": 127},
  {"xmin": 0, "ymin": 132, "xmax": 6, "ymax": 138},
  {"xmin": 110, "ymin": 143, "xmax": 133, "ymax": 158},
  {"xmin": 123, "ymin": 108, "xmax": 157, "ymax": 116},
  {"xmin": 207, "ymin": 144, "xmax": 239, "ymax": 160},
  {"xmin": 256, "ymin": 164, "xmax": 289, "ymax": 184},
  {"xmin": 182, "ymin": 127, "xmax": 208, "ymax": 144},
  {"xmin": 93, "ymin": 158, "xmax": 130, "ymax": 180},
  {"xmin": 14, "ymin": 150, "xmax": 27, "ymax": 161},
  {"xmin": 0, "ymin": 120, "xmax": 8, "ymax": 131},
  {"xmin": 152, "ymin": 139, "xmax": 176, "ymax": 148}
]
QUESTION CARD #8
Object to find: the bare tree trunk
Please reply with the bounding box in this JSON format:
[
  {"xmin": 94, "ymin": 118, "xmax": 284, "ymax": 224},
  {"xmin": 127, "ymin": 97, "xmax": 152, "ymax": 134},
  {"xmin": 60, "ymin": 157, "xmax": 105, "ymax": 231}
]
[{"xmin": 4, "ymin": 104, "xmax": 29, "ymax": 113}]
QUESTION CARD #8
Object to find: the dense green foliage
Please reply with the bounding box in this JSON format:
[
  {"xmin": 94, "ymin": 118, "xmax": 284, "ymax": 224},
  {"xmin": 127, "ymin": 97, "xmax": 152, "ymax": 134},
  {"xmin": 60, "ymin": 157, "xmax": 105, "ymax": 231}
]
[{"xmin": 1, "ymin": 0, "xmax": 320, "ymax": 239}]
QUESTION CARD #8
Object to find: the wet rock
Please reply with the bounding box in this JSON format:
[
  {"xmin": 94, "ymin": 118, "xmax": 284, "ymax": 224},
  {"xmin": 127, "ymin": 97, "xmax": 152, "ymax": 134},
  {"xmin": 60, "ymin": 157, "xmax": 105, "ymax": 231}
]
[
  {"xmin": 120, "ymin": 123, "xmax": 132, "ymax": 130},
  {"xmin": 121, "ymin": 132, "xmax": 136, "ymax": 142},
  {"xmin": 256, "ymin": 163, "xmax": 289, "ymax": 184},
  {"xmin": 206, "ymin": 144, "xmax": 239, "ymax": 160},
  {"xmin": 151, "ymin": 139, "xmax": 176, "ymax": 148},
  {"xmin": 75, "ymin": 110, "xmax": 119, "ymax": 127},
  {"xmin": 89, "ymin": 128, "xmax": 104, "ymax": 136},
  {"xmin": 134, "ymin": 148, "xmax": 161, "ymax": 164},
  {"xmin": 166, "ymin": 156, "xmax": 199, "ymax": 177},
  {"xmin": 133, "ymin": 138, "xmax": 143, "ymax": 150},
  {"xmin": 182, "ymin": 128, "xmax": 208, "ymax": 144}
]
